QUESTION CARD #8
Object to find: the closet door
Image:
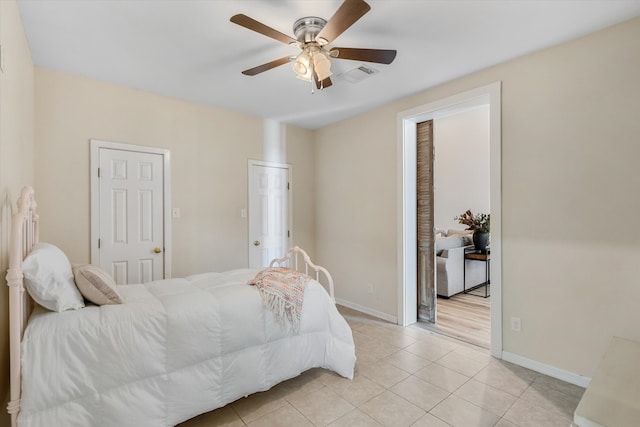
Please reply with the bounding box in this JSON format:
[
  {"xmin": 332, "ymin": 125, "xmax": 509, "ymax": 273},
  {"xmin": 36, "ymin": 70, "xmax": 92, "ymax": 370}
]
[
  {"xmin": 248, "ymin": 161, "xmax": 291, "ymax": 268},
  {"xmin": 97, "ymin": 148, "xmax": 165, "ymax": 284}
]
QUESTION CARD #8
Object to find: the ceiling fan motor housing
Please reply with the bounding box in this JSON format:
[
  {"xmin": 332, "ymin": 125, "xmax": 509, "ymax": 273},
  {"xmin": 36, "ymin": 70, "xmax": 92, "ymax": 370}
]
[{"xmin": 293, "ymin": 17, "xmax": 327, "ymax": 44}]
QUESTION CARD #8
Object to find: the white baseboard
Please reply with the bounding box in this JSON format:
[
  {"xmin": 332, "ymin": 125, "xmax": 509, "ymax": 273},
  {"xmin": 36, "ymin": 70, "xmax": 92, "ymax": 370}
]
[
  {"xmin": 335, "ymin": 298, "xmax": 398, "ymax": 324},
  {"xmin": 334, "ymin": 299, "xmax": 590, "ymax": 389},
  {"xmin": 502, "ymin": 351, "xmax": 591, "ymax": 388}
]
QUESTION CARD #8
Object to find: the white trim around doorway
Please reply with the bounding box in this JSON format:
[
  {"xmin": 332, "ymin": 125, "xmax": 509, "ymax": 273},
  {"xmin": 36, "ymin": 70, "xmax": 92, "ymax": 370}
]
[{"xmin": 396, "ymin": 82, "xmax": 502, "ymax": 358}]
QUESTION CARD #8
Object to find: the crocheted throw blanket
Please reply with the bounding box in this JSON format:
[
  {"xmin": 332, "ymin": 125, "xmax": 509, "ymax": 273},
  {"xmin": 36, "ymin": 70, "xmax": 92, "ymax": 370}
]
[{"xmin": 248, "ymin": 267, "xmax": 311, "ymax": 332}]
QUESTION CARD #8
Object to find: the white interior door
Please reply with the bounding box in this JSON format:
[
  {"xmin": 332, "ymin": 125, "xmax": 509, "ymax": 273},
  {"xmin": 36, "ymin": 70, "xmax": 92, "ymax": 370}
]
[
  {"xmin": 248, "ymin": 161, "xmax": 291, "ymax": 268},
  {"xmin": 97, "ymin": 148, "xmax": 164, "ymax": 284}
]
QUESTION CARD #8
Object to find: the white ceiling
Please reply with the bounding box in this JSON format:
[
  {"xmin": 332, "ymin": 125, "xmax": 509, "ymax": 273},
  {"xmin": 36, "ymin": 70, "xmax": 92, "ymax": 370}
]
[{"xmin": 17, "ymin": 0, "xmax": 640, "ymax": 129}]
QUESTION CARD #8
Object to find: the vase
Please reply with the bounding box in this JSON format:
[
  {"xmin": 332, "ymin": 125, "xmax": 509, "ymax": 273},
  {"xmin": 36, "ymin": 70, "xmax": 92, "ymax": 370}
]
[{"xmin": 473, "ymin": 230, "xmax": 489, "ymax": 251}]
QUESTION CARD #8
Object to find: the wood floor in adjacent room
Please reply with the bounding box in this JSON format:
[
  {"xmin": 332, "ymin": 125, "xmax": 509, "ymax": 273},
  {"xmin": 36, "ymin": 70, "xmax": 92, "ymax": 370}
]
[{"xmin": 417, "ymin": 291, "xmax": 491, "ymax": 349}]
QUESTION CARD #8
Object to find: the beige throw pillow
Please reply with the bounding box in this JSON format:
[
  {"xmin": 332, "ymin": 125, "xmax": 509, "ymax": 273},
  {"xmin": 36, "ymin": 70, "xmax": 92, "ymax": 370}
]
[{"xmin": 73, "ymin": 264, "xmax": 122, "ymax": 305}]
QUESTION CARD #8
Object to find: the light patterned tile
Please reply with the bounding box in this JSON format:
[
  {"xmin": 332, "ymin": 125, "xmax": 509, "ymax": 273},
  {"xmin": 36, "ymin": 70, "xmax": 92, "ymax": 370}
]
[
  {"xmin": 435, "ymin": 351, "xmax": 490, "ymax": 377},
  {"xmin": 272, "ymin": 369, "xmax": 325, "ymax": 400},
  {"xmin": 415, "ymin": 334, "xmax": 461, "ymax": 352},
  {"xmin": 389, "ymin": 376, "xmax": 450, "ymax": 412},
  {"xmin": 519, "ymin": 380, "xmax": 583, "ymax": 418},
  {"xmin": 383, "ymin": 350, "xmax": 431, "ymax": 374},
  {"xmin": 405, "ymin": 341, "xmax": 454, "ymax": 362},
  {"xmin": 473, "ymin": 361, "xmax": 536, "ymax": 397},
  {"xmin": 316, "ymin": 368, "xmax": 350, "ymax": 387},
  {"xmin": 414, "ymin": 363, "xmax": 470, "ymax": 392},
  {"xmin": 247, "ymin": 403, "xmax": 312, "ymax": 427},
  {"xmin": 376, "ymin": 331, "xmax": 418, "ymax": 349},
  {"xmin": 494, "ymin": 419, "xmax": 518, "ymax": 427},
  {"xmin": 231, "ymin": 390, "xmax": 287, "ymax": 424},
  {"xmin": 358, "ymin": 361, "xmax": 411, "ymax": 388},
  {"xmin": 404, "ymin": 326, "xmax": 437, "ymax": 340},
  {"xmin": 532, "ymin": 375, "xmax": 585, "ymax": 400},
  {"xmin": 503, "ymin": 398, "xmax": 573, "ymax": 427},
  {"xmin": 328, "ymin": 408, "xmax": 382, "ymax": 427},
  {"xmin": 430, "ymin": 395, "xmax": 500, "ymax": 427},
  {"xmin": 410, "ymin": 413, "xmax": 452, "ymax": 427},
  {"xmin": 327, "ymin": 372, "xmax": 385, "ymax": 406},
  {"xmin": 287, "ymin": 386, "xmax": 354, "ymax": 426},
  {"xmin": 451, "ymin": 345, "xmax": 493, "ymax": 365},
  {"xmin": 178, "ymin": 308, "xmax": 588, "ymax": 427},
  {"xmin": 355, "ymin": 333, "xmax": 401, "ymax": 362},
  {"xmin": 359, "ymin": 390, "xmax": 426, "ymax": 427},
  {"xmin": 453, "ymin": 379, "xmax": 517, "ymax": 417},
  {"xmin": 177, "ymin": 405, "xmax": 245, "ymax": 427}
]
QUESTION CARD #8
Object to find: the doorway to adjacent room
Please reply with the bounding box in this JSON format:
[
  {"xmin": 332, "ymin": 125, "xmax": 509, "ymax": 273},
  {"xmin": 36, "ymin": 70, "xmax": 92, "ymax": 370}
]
[
  {"xmin": 416, "ymin": 106, "xmax": 491, "ymax": 349},
  {"xmin": 397, "ymin": 82, "xmax": 502, "ymax": 357}
]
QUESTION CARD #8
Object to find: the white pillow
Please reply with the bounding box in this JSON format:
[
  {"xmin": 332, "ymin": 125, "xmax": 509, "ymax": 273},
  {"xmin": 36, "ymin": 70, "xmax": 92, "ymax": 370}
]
[
  {"xmin": 22, "ymin": 243, "xmax": 85, "ymax": 312},
  {"xmin": 73, "ymin": 264, "xmax": 122, "ymax": 305}
]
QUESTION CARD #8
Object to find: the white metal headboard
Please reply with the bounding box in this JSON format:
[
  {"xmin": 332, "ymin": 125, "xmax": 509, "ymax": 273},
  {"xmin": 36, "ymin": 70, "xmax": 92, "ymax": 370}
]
[
  {"xmin": 6, "ymin": 186, "xmax": 38, "ymax": 426},
  {"xmin": 269, "ymin": 246, "xmax": 335, "ymax": 301}
]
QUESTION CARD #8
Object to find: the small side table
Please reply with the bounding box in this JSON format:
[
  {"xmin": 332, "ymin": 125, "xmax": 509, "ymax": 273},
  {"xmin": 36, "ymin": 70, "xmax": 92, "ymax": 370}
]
[{"xmin": 463, "ymin": 248, "xmax": 490, "ymax": 298}]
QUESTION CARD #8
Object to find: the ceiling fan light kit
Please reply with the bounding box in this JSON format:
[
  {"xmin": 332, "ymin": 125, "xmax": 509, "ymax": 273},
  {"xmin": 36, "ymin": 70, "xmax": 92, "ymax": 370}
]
[
  {"xmin": 292, "ymin": 45, "xmax": 333, "ymax": 82},
  {"xmin": 230, "ymin": 0, "xmax": 396, "ymax": 92}
]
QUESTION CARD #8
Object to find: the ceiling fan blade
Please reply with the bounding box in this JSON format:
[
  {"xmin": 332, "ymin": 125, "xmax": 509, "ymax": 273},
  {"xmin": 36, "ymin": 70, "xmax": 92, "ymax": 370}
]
[
  {"xmin": 230, "ymin": 14, "xmax": 297, "ymax": 45},
  {"xmin": 242, "ymin": 56, "xmax": 291, "ymax": 76},
  {"xmin": 330, "ymin": 47, "xmax": 397, "ymax": 64},
  {"xmin": 316, "ymin": 0, "xmax": 371, "ymax": 44}
]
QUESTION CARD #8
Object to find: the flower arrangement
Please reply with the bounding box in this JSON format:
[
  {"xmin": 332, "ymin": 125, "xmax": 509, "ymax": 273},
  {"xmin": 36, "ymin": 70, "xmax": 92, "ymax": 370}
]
[{"xmin": 454, "ymin": 210, "xmax": 490, "ymax": 233}]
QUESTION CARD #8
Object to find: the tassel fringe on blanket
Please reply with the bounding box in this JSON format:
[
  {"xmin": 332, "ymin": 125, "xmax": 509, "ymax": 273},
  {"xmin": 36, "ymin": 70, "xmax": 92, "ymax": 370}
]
[{"xmin": 248, "ymin": 267, "xmax": 311, "ymax": 333}]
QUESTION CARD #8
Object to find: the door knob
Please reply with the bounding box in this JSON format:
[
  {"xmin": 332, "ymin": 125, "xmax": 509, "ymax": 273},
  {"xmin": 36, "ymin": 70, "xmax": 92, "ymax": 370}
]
[
  {"xmin": 153, "ymin": 247, "xmax": 162, "ymax": 254},
  {"xmin": 254, "ymin": 240, "xmax": 261, "ymax": 246}
]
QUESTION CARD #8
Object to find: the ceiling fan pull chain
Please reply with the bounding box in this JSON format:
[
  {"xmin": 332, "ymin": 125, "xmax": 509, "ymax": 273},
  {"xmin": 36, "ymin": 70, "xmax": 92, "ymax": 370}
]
[{"xmin": 310, "ymin": 56, "xmax": 316, "ymax": 94}]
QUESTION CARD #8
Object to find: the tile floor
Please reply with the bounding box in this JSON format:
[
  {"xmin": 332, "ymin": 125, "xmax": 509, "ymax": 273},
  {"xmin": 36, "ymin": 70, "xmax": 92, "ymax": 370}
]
[{"xmin": 179, "ymin": 307, "xmax": 584, "ymax": 427}]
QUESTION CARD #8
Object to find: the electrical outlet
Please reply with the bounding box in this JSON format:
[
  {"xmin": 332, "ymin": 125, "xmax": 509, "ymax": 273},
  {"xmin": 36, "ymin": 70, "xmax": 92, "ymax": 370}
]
[
  {"xmin": 510, "ymin": 317, "xmax": 522, "ymax": 333},
  {"xmin": 366, "ymin": 283, "xmax": 374, "ymax": 294}
]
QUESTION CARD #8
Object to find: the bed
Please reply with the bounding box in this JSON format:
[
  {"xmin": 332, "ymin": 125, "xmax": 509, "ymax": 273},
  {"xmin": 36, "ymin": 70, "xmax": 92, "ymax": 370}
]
[{"xmin": 6, "ymin": 186, "xmax": 356, "ymax": 427}]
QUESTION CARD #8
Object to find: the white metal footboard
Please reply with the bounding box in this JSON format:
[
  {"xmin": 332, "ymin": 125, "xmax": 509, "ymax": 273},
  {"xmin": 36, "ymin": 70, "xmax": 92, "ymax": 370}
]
[{"xmin": 270, "ymin": 246, "xmax": 335, "ymax": 301}]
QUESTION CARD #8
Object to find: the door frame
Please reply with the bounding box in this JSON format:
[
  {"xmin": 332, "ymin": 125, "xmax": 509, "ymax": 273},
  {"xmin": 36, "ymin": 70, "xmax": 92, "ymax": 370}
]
[
  {"xmin": 90, "ymin": 139, "xmax": 172, "ymax": 279},
  {"xmin": 396, "ymin": 82, "xmax": 503, "ymax": 358},
  {"xmin": 247, "ymin": 159, "xmax": 293, "ymax": 267}
]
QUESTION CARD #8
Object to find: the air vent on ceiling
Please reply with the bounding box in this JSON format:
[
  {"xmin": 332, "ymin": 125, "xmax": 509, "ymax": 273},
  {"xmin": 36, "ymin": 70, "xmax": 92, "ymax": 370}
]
[{"xmin": 338, "ymin": 65, "xmax": 379, "ymax": 84}]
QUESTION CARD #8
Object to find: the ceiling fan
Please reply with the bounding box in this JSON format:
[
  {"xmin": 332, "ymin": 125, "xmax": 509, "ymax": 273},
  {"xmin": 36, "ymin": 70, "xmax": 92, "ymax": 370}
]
[{"xmin": 230, "ymin": 0, "xmax": 397, "ymax": 91}]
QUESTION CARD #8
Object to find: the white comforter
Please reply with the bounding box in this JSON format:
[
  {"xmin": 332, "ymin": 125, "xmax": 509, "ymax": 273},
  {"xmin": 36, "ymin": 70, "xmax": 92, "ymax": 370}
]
[{"xmin": 18, "ymin": 269, "xmax": 356, "ymax": 426}]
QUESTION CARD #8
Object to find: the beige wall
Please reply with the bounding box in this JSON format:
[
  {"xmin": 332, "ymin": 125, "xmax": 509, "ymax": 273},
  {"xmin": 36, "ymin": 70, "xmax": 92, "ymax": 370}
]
[
  {"xmin": 316, "ymin": 17, "xmax": 640, "ymax": 376},
  {"xmin": 286, "ymin": 125, "xmax": 316, "ymax": 260},
  {"xmin": 0, "ymin": 0, "xmax": 35, "ymax": 423},
  {"xmin": 434, "ymin": 106, "xmax": 490, "ymax": 231},
  {"xmin": 315, "ymin": 103, "xmax": 399, "ymax": 315},
  {"xmin": 34, "ymin": 68, "xmax": 316, "ymax": 277}
]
